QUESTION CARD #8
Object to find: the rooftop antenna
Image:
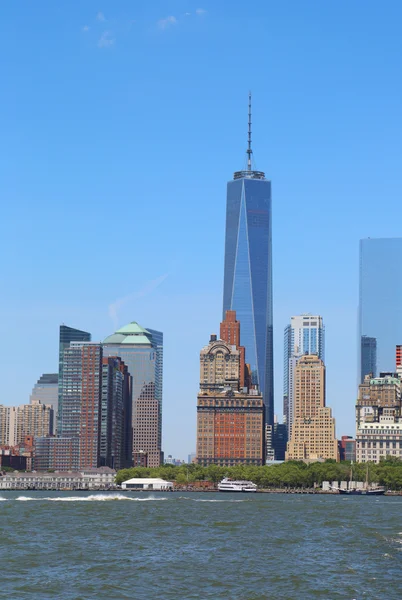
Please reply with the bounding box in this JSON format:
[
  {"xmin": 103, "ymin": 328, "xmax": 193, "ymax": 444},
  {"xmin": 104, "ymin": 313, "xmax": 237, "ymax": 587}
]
[{"xmin": 247, "ymin": 92, "xmax": 252, "ymax": 171}]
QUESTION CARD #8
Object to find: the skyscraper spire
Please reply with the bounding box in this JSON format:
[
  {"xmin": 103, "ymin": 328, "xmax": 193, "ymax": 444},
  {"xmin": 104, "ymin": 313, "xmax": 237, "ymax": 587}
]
[{"xmin": 247, "ymin": 92, "xmax": 252, "ymax": 171}]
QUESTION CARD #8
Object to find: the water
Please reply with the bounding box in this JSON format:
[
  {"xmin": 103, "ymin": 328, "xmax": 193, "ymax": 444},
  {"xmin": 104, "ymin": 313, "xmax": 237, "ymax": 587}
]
[{"xmin": 0, "ymin": 491, "xmax": 401, "ymax": 599}]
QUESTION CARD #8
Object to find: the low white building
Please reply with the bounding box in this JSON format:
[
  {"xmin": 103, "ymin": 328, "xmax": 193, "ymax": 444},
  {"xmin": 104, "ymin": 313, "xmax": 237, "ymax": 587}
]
[
  {"xmin": 0, "ymin": 467, "xmax": 116, "ymax": 490},
  {"xmin": 121, "ymin": 477, "xmax": 173, "ymax": 491}
]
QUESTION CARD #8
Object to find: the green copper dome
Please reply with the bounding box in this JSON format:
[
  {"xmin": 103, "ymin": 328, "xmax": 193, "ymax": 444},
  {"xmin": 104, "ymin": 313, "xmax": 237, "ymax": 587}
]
[{"xmin": 103, "ymin": 322, "xmax": 152, "ymax": 345}]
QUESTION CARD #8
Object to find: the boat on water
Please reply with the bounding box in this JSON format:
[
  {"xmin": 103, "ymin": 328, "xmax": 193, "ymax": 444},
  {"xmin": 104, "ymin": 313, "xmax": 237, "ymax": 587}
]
[
  {"xmin": 332, "ymin": 462, "xmax": 385, "ymax": 496},
  {"xmin": 218, "ymin": 478, "xmax": 257, "ymax": 493},
  {"xmin": 338, "ymin": 487, "xmax": 385, "ymax": 496}
]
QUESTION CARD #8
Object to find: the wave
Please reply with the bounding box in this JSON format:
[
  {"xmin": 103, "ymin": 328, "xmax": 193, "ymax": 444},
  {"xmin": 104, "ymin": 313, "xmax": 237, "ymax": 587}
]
[
  {"xmin": 15, "ymin": 494, "xmax": 169, "ymax": 502},
  {"xmin": 0, "ymin": 497, "xmax": 7, "ymax": 502},
  {"xmin": 177, "ymin": 497, "xmax": 250, "ymax": 503}
]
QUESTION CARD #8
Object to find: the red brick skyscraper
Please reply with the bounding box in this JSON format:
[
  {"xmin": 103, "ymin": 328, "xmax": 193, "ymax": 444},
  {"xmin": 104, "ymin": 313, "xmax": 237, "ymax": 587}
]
[{"xmin": 220, "ymin": 310, "xmax": 248, "ymax": 389}]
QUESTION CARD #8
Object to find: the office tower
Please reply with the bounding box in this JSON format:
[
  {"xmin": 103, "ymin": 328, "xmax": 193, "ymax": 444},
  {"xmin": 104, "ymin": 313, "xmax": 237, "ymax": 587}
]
[
  {"xmin": 196, "ymin": 332, "xmax": 264, "ymax": 467},
  {"xmin": 188, "ymin": 452, "xmax": 196, "ymax": 464},
  {"xmin": 360, "ymin": 336, "xmax": 377, "ymax": 382},
  {"xmin": 273, "ymin": 422, "xmax": 287, "ymax": 461},
  {"xmin": 30, "ymin": 373, "xmax": 58, "ymax": 433},
  {"xmin": 396, "ymin": 345, "xmax": 402, "ymax": 378},
  {"xmin": 0, "ymin": 406, "xmax": 11, "ymax": 445},
  {"xmin": 284, "ymin": 315, "xmax": 325, "ymax": 436},
  {"xmin": 338, "ymin": 436, "xmax": 356, "ymax": 462},
  {"xmin": 222, "ymin": 94, "xmax": 273, "ymax": 425},
  {"xmin": 356, "ymin": 373, "xmax": 402, "ymax": 462},
  {"xmin": 58, "ymin": 325, "xmax": 91, "ymax": 435},
  {"xmin": 146, "ymin": 328, "xmax": 163, "ymax": 461},
  {"xmin": 61, "ymin": 342, "xmax": 102, "ymax": 469},
  {"xmin": 359, "ymin": 238, "xmax": 402, "ymax": 382},
  {"xmin": 14, "ymin": 400, "xmax": 53, "ymax": 445},
  {"xmin": 286, "ymin": 355, "xmax": 338, "ymax": 461},
  {"xmin": 100, "ymin": 356, "xmax": 131, "ymax": 470},
  {"xmin": 220, "ymin": 310, "xmax": 248, "ymax": 388},
  {"xmin": 103, "ymin": 322, "xmax": 163, "ymax": 468}
]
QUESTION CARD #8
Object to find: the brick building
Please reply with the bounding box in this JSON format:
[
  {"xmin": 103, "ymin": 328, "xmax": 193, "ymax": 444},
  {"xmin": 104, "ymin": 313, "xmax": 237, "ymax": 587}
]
[{"xmin": 196, "ymin": 312, "xmax": 264, "ymax": 466}]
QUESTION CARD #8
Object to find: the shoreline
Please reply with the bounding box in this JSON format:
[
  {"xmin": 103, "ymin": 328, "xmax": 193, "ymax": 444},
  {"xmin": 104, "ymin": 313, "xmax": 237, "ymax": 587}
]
[{"xmin": 1, "ymin": 487, "xmax": 401, "ymax": 495}]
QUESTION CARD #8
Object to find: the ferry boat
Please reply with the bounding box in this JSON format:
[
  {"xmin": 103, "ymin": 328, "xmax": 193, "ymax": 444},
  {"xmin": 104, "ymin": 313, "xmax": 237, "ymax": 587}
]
[{"xmin": 218, "ymin": 478, "xmax": 257, "ymax": 493}]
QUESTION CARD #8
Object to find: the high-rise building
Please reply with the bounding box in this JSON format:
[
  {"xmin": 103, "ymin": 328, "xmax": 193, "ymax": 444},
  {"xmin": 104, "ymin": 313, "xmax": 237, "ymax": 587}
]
[
  {"xmin": 14, "ymin": 400, "xmax": 53, "ymax": 445},
  {"xmin": 359, "ymin": 238, "xmax": 402, "ymax": 382},
  {"xmin": 146, "ymin": 328, "xmax": 163, "ymax": 459},
  {"xmin": 103, "ymin": 322, "xmax": 163, "ymax": 467},
  {"xmin": 196, "ymin": 326, "xmax": 264, "ymax": 467},
  {"xmin": 284, "ymin": 315, "xmax": 325, "ymax": 437},
  {"xmin": 286, "ymin": 355, "xmax": 338, "ymax": 461},
  {"xmin": 0, "ymin": 406, "xmax": 12, "ymax": 446},
  {"xmin": 100, "ymin": 356, "xmax": 132, "ymax": 470},
  {"xmin": 60, "ymin": 342, "xmax": 102, "ymax": 469},
  {"xmin": 360, "ymin": 336, "xmax": 377, "ymax": 382},
  {"xmin": 30, "ymin": 373, "xmax": 58, "ymax": 433},
  {"xmin": 396, "ymin": 345, "xmax": 402, "ymax": 379},
  {"xmin": 356, "ymin": 373, "xmax": 402, "ymax": 463},
  {"xmin": 58, "ymin": 325, "xmax": 91, "ymax": 435},
  {"xmin": 222, "ymin": 95, "xmax": 273, "ymax": 425},
  {"xmin": 220, "ymin": 310, "xmax": 248, "ymax": 388}
]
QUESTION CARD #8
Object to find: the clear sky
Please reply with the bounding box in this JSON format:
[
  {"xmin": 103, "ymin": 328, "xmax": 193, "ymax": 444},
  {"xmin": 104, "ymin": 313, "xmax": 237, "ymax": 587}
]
[{"xmin": 1, "ymin": 1, "xmax": 402, "ymax": 460}]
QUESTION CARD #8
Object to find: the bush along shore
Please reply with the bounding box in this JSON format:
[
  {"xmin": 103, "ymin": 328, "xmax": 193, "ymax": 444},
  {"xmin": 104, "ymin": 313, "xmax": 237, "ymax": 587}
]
[{"xmin": 116, "ymin": 456, "xmax": 402, "ymax": 492}]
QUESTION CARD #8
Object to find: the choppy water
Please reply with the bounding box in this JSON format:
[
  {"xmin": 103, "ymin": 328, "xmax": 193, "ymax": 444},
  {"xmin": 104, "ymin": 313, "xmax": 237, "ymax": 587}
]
[{"xmin": 0, "ymin": 491, "xmax": 401, "ymax": 599}]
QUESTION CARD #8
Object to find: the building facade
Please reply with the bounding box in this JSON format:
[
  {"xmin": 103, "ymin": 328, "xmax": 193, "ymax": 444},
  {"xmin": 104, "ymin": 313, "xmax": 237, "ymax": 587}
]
[
  {"xmin": 338, "ymin": 436, "xmax": 356, "ymax": 462},
  {"xmin": 360, "ymin": 336, "xmax": 377, "ymax": 383},
  {"xmin": 58, "ymin": 325, "xmax": 91, "ymax": 435},
  {"xmin": 286, "ymin": 355, "xmax": 338, "ymax": 461},
  {"xmin": 222, "ymin": 96, "xmax": 273, "ymax": 425},
  {"xmin": 14, "ymin": 400, "xmax": 53, "ymax": 445},
  {"xmin": 34, "ymin": 437, "xmax": 79, "ymax": 471},
  {"xmin": 30, "ymin": 373, "xmax": 58, "ymax": 433},
  {"xmin": 100, "ymin": 356, "xmax": 132, "ymax": 470},
  {"xmin": 359, "ymin": 238, "xmax": 402, "ymax": 382},
  {"xmin": 196, "ymin": 315, "xmax": 264, "ymax": 467},
  {"xmin": 103, "ymin": 322, "xmax": 163, "ymax": 468},
  {"xmin": 284, "ymin": 315, "xmax": 325, "ymax": 438},
  {"xmin": 0, "ymin": 405, "xmax": 12, "ymax": 446},
  {"xmin": 355, "ymin": 372, "xmax": 402, "ymax": 463},
  {"xmin": 0, "ymin": 467, "xmax": 116, "ymax": 490}
]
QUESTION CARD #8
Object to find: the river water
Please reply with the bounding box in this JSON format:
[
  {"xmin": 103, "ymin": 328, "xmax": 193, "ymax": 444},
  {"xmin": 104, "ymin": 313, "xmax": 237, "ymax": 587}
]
[{"xmin": 0, "ymin": 491, "xmax": 401, "ymax": 599}]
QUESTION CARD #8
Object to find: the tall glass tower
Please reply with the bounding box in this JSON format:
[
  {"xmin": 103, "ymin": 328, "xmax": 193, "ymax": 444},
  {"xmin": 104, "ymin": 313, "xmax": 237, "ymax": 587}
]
[
  {"xmin": 359, "ymin": 238, "xmax": 402, "ymax": 381},
  {"xmin": 103, "ymin": 322, "xmax": 163, "ymax": 467},
  {"xmin": 58, "ymin": 324, "xmax": 91, "ymax": 436},
  {"xmin": 222, "ymin": 94, "xmax": 273, "ymax": 425}
]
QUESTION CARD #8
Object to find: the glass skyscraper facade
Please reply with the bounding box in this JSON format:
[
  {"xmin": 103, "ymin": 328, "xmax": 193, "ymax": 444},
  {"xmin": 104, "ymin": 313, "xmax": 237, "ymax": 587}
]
[
  {"xmin": 58, "ymin": 325, "xmax": 91, "ymax": 435},
  {"xmin": 359, "ymin": 238, "xmax": 402, "ymax": 381},
  {"xmin": 222, "ymin": 171, "xmax": 273, "ymax": 425},
  {"xmin": 103, "ymin": 322, "xmax": 163, "ymax": 467},
  {"xmin": 360, "ymin": 335, "xmax": 377, "ymax": 383}
]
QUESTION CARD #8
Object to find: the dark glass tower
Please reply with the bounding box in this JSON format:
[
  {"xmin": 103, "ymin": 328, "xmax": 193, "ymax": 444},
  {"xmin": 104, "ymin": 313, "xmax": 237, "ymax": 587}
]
[
  {"xmin": 58, "ymin": 324, "xmax": 91, "ymax": 435},
  {"xmin": 222, "ymin": 95, "xmax": 273, "ymax": 425},
  {"xmin": 360, "ymin": 335, "xmax": 377, "ymax": 382}
]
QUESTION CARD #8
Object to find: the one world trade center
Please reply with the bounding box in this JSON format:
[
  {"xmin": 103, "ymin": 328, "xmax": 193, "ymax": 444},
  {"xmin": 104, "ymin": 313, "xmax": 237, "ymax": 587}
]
[{"xmin": 222, "ymin": 94, "xmax": 273, "ymax": 425}]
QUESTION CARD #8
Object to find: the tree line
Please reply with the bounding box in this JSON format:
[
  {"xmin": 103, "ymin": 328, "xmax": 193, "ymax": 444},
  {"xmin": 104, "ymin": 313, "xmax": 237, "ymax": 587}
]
[{"xmin": 115, "ymin": 456, "xmax": 402, "ymax": 490}]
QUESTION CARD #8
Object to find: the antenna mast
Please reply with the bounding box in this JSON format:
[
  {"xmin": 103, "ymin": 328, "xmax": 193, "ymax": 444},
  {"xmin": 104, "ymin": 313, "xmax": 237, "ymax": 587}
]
[{"xmin": 247, "ymin": 92, "xmax": 252, "ymax": 171}]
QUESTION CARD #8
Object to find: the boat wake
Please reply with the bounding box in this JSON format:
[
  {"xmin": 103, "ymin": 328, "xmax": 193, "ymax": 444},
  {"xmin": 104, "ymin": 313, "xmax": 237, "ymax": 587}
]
[{"xmin": 13, "ymin": 494, "xmax": 169, "ymax": 502}]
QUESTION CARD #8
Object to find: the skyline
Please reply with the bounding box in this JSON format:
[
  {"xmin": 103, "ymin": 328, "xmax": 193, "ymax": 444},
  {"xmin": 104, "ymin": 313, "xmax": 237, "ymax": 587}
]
[{"xmin": 2, "ymin": 1, "xmax": 402, "ymax": 457}]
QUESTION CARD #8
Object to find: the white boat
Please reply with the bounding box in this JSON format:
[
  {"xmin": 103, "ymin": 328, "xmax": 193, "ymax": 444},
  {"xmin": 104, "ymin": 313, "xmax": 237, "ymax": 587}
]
[{"xmin": 218, "ymin": 478, "xmax": 257, "ymax": 493}]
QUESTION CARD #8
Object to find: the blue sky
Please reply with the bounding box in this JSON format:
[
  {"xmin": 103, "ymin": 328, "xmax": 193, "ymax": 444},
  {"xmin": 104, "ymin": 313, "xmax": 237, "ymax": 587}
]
[{"xmin": 1, "ymin": 1, "xmax": 402, "ymax": 459}]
